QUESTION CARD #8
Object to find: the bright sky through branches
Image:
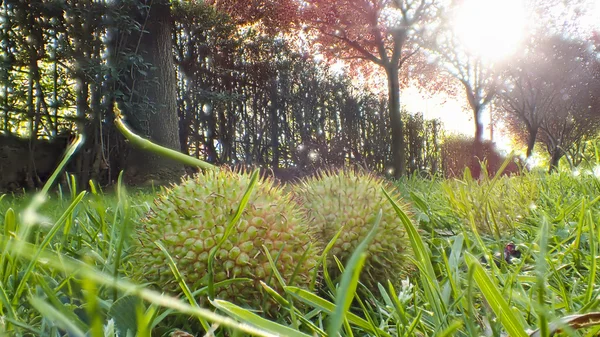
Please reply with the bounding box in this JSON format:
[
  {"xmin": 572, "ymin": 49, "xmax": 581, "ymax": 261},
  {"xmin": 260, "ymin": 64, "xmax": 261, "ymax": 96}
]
[{"xmin": 452, "ymin": 0, "xmax": 527, "ymax": 61}]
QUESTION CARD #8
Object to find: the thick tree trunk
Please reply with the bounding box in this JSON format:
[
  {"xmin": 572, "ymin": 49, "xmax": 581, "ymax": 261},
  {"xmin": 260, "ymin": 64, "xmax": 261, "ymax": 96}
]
[
  {"xmin": 385, "ymin": 65, "xmax": 405, "ymax": 178},
  {"xmin": 122, "ymin": 1, "xmax": 184, "ymax": 185}
]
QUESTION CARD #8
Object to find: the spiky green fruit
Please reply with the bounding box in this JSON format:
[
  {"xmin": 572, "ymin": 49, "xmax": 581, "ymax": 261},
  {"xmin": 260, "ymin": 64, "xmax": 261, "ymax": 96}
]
[
  {"xmin": 132, "ymin": 169, "xmax": 320, "ymax": 312},
  {"xmin": 293, "ymin": 170, "xmax": 413, "ymax": 292}
]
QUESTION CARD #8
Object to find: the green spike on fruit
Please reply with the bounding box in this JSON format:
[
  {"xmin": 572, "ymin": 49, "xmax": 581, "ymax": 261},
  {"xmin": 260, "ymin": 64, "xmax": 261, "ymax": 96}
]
[
  {"xmin": 293, "ymin": 169, "xmax": 414, "ymax": 292},
  {"xmin": 132, "ymin": 168, "xmax": 320, "ymax": 313}
]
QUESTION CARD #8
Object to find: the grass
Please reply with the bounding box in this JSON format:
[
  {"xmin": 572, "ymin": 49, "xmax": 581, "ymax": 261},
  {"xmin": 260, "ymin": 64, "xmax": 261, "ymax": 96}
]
[{"xmin": 3, "ymin": 159, "xmax": 600, "ymax": 336}]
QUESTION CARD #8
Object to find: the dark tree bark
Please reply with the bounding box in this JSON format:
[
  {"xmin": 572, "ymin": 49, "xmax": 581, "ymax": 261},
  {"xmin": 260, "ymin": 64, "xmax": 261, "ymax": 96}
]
[
  {"xmin": 525, "ymin": 126, "xmax": 537, "ymax": 159},
  {"xmin": 548, "ymin": 147, "xmax": 563, "ymax": 173},
  {"xmin": 385, "ymin": 64, "xmax": 406, "ymax": 178},
  {"xmin": 463, "ymin": 81, "xmax": 494, "ymax": 179},
  {"xmin": 121, "ymin": 0, "xmax": 184, "ymax": 185},
  {"xmin": 270, "ymin": 77, "xmax": 280, "ymax": 169}
]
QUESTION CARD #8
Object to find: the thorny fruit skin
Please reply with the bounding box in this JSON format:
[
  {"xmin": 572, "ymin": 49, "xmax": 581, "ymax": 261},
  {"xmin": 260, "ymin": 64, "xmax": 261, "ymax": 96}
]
[
  {"xmin": 294, "ymin": 169, "xmax": 414, "ymax": 292},
  {"xmin": 132, "ymin": 168, "xmax": 320, "ymax": 314}
]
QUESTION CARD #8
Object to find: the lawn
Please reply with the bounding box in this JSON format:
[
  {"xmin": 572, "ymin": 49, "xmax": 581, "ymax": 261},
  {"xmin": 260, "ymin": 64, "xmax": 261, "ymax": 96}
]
[{"xmin": 2, "ymin": 164, "xmax": 600, "ymax": 337}]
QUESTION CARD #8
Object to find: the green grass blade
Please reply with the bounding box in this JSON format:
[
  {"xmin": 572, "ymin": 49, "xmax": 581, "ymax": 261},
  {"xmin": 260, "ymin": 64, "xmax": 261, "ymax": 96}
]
[
  {"xmin": 211, "ymin": 299, "xmax": 312, "ymax": 337},
  {"xmin": 535, "ymin": 218, "xmax": 550, "ymax": 337},
  {"xmin": 155, "ymin": 240, "xmax": 210, "ymax": 331},
  {"xmin": 320, "ymin": 225, "xmax": 346, "ymax": 293},
  {"xmin": 259, "ymin": 282, "xmax": 327, "ymax": 337},
  {"xmin": 2, "ymin": 207, "xmax": 15, "ymax": 235},
  {"xmin": 384, "ymin": 281, "xmax": 408, "ymax": 328},
  {"xmin": 40, "ymin": 133, "xmax": 84, "ymax": 197},
  {"xmin": 465, "ymin": 252, "xmax": 528, "ymax": 337},
  {"xmin": 36, "ymin": 274, "xmax": 88, "ymax": 332},
  {"xmin": 437, "ymin": 320, "xmax": 463, "ymax": 337},
  {"xmin": 0, "ymin": 208, "xmax": 16, "ymax": 283},
  {"xmin": 0, "ymin": 235, "xmax": 290, "ymax": 337},
  {"xmin": 207, "ymin": 169, "xmax": 259, "ymax": 299},
  {"xmin": 110, "ymin": 171, "xmax": 132, "ymax": 296},
  {"xmin": 285, "ymin": 286, "xmax": 392, "ymax": 337},
  {"xmin": 29, "ymin": 296, "xmax": 87, "ymax": 337},
  {"xmin": 406, "ymin": 309, "xmax": 423, "ymax": 336},
  {"xmin": 113, "ymin": 110, "xmax": 215, "ymax": 170},
  {"xmin": 263, "ymin": 245, "xmax": 286, "ymax": 289},
  {"xmin": 2, "ymin": 317, "xmax": 43, "ymax": 335},
  {"xmin": 585, "ymin": 211, "xmax": 597, "ymax": 304},
  {"xmin": 327, "ymin": 210, "xmax": 381, "ymax": 337},
  {"xmin": 383, "ymin": 188, "xmax": 447, "ymax": 329},
  {"xmin": 260, "ymin": 281, "xmax": 290, "ymax": 307},
  {"xmin": 0, "ymin": 280, "xmax": 16, "ymax": 329},
  {"xmin": 12, "ymin": 191, "xmax": 87, "ymax": 304}
]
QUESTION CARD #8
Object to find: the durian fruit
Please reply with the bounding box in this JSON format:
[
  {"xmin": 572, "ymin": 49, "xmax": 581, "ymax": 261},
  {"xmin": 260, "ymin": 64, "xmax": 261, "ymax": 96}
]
[
  {"xmin": 131, "ymin": 168, "xmax": 320, "ymax": 313},
  {"xmin": 293, "ymin": 169, "xmax": 413, "ymax": 292}
]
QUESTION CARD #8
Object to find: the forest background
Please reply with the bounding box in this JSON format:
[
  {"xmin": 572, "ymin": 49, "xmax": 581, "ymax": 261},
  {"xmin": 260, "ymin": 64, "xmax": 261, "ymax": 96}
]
[{"xmin": 1, "ymin": 0, "xmax": 599, "ymax": 192}]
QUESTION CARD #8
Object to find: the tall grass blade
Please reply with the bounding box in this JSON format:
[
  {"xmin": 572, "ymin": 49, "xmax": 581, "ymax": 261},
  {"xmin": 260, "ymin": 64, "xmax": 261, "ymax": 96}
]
[
  {"xmin": 109, "ymin": 171, "xmax": 132, "ymax": 295},
  {"xmin": 326, "ymin": 210, "xmax": 381, "ymax": 337},
  {"xmin": 12, "ymin": 191, "xmax": 87, "ymax": 304},
  {"xmin": 29, "ymin": 296, "xmax": 87, "ymax": 337},
  {"xmin": 207, "ymin": 169, "xmax": 259, "ymax": 299},
  {"xmin": 155, "ymin": 240, "xmax": 210, "ymax": 331},
  {"xmin": 284, "ymin": 286, "xmax": 392, "ymax": 337},
  {"xmin": 0, "ymin": 235, "xmax": 286, "ymax": 337},
  {"xmin": 113, "ymin": 108, "xmax": 215, "ymax": 171},
  {"xmin": 585, "ymin": 211, "xmax": 597, "ymax": 304},
  {"xmin": 0, "ymin": 208, "xmax": 16, "ymax": 283},
  {"xmin": 437, "ymin": 320, "xmax": 463, "ymax": 337},
  {"xmin": 211, "ymin": 299, "xmax": 312, "ymax": 337},
  {"xmin": 465, "ymin": 252, "xmax": 528, "ymax": 337},
  {"xmin": 320, "ymin": 225, "xmax": 346, "ymax": 293},
  {"xmin": 383, "ymin": 188, "xmax": 447, "ymax": 330},
  {"xmin": 0, "ymin": 281, "xmax": 16, "ymax": 329}
]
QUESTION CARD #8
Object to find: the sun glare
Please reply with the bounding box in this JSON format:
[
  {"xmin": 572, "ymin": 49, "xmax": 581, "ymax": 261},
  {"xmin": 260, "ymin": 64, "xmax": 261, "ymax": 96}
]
[{"xmin": 453, "ymin": 0, "xmax": 527, "ymax": 61}]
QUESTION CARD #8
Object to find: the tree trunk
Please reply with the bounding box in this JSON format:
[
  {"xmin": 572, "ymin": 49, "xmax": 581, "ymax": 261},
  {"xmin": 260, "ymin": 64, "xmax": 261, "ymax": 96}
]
[
  {"xmin": 270, "ymin": 77, "xmax": 279, "ymax": 169},
  {"xmin": 471, "ymin": 107, "xmax": 484, "ymax": 179},
  {"xmin": 526, "ymin": 127, "xmax": 538, "ymax": 158},
  {"xmin": 122, "ymin": 0, "xmax": 184, "ymax": 185},
  {"xmin": 385, "ymin": 65, "xmax": 405, "ymax": 178},
  {"xmin": 548, "ymin": 147, "xmax": 562, "ymax": 173}
]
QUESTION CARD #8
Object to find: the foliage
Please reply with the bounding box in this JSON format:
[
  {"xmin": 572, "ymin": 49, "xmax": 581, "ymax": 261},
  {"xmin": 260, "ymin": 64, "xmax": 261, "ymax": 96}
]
[
  {"xmin": 499, "ymin": 35, "xmax": 600, "ymax": 171},
  {"xmin": 0, "ymin": 0, "xmax": 445, "ymax": 192},
  {"xmin": 440, "ymin": 134, "xmax": 521, "ymax": 178}
]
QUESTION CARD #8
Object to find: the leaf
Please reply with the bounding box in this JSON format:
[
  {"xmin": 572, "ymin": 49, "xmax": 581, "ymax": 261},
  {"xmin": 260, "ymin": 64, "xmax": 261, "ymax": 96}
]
[
  {"xmin": 108, "ymin": 295, "xmax": 141, "ymax": 336},
  {"xmin": 528, "ymin": 312, "xmax": 600, "ymax": 337}
]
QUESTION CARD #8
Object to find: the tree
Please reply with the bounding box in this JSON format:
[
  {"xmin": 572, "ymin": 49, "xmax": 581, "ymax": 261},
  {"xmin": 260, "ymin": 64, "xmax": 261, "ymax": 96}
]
[
  {"xmin": 428, "ymin": 27, "xmax": 499, "ymax": 177},
  {"xmin": 205, "ymin": 0, "xmax": 441, "ymax": 178},
  {"xmin": 499, "ymin": 35, "xmax": 600, "ymax": 171},
  {"xmin": 302, "ymin": 0, "xmax": 442, "ymax": 178},
  {"xmin": 499, "ymin": 36, "xmax": 557, "ymax": 159},
  {"xmin": 113, "ymin": 0, "xmax": 184, "ymax": 184}
]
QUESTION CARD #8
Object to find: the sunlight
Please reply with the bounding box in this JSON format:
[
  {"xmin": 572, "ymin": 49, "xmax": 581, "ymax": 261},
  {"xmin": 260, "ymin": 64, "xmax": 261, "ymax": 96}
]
[{"xmin": 453, "ymin": 0, "xmax": 527, "ymax": 61}]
